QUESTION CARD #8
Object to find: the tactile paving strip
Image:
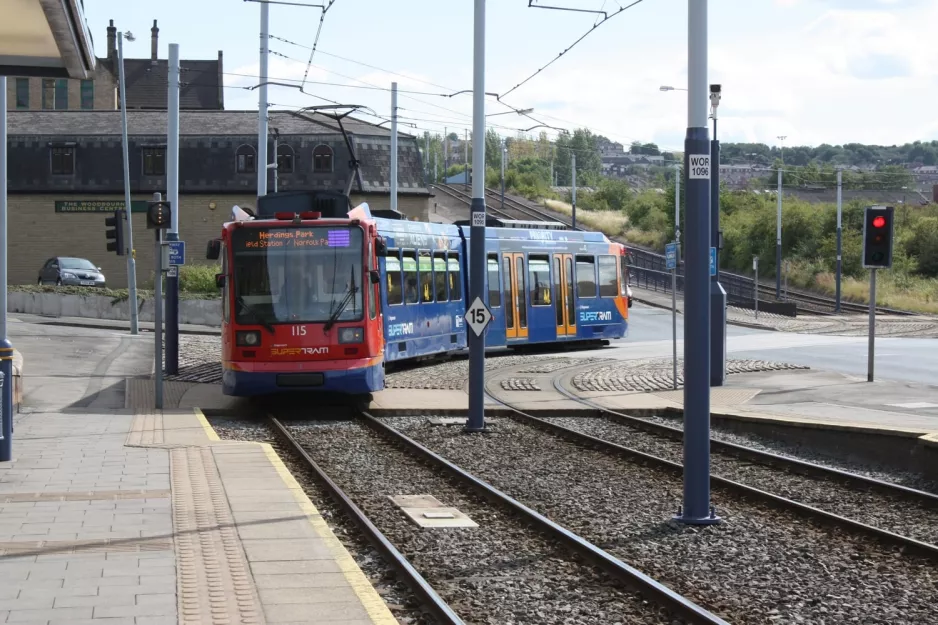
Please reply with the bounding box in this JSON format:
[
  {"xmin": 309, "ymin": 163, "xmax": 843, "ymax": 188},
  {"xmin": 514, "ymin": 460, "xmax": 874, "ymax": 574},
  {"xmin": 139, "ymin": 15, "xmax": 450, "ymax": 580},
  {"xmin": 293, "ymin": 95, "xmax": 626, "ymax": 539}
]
[{"xmin": 171, "ymin": 446, "xmax": 265, "ymax": 625}]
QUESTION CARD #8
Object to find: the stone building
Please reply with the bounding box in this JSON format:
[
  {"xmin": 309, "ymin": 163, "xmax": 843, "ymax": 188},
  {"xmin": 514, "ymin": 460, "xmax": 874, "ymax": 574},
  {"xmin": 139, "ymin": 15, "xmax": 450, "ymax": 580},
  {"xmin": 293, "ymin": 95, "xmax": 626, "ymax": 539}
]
[
  {"xmin": 7, "ymin": 109, "xmax": 430, "ymax": 288},
  {"xmin": 6, "ymin": 18, "xmax": 223, "ymax": 111}
]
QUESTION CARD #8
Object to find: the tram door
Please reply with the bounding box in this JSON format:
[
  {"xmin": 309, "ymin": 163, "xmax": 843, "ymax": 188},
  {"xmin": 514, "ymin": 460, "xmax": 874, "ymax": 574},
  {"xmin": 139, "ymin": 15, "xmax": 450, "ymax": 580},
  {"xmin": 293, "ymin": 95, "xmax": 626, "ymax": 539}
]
[
  {"xmin": 502, "ymin": 253, "xmax": 528, "ymax": 339},
  {"xmin": 553, "ymin": 253, "xmax": 576, "ymax": 336}
]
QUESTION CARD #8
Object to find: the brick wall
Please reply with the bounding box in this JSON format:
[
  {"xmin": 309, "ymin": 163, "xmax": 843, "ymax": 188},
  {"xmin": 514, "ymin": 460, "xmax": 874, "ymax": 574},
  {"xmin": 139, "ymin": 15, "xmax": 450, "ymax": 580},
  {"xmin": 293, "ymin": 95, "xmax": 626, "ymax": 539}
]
[
  {"xmin": 6, "ymin": 67, "xmax": 117, "ymax": 111},
  {"xmin": 11, "ymin": 192, "xmax": 430, "ymax": 289},
  {"xmin": 9, "ymin": 194, "xmax": 255, "ymax": 289}
]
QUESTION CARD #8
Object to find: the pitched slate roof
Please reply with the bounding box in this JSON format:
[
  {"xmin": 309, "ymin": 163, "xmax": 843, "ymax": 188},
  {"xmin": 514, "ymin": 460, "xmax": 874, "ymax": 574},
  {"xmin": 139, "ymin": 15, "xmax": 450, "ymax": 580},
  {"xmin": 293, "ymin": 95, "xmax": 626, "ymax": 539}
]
[
  {"xmin": 120, "ymin": 59, "xmax": 221, "ymax": 110},
  {"xmin": 6, "ymin": 110, "xmax": 404, "ymax": 138}
]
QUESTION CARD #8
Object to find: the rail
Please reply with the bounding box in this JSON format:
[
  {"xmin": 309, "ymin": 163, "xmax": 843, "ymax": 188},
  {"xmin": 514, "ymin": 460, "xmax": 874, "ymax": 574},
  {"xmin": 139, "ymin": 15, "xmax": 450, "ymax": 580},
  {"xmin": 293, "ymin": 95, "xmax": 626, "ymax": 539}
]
[
  {"xmin": 267, "ymin": 416, "xmax": 466, "ymax": 625},
  {"xmin": 358, "ymin": 411, "xmax": 731, "ymax": 625},
  {"xmin": 536, "ymin": 381, "xmax": 938, "ymax": 560}
]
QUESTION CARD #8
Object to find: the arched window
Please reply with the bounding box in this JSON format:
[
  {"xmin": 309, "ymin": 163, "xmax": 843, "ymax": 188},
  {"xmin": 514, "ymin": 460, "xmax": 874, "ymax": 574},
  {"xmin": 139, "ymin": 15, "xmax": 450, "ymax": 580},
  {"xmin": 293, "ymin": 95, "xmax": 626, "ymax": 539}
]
[
  {"xmin": 276, "ymin": 144, "xmax": 295, "ymax": 174},
  {"xmin": 313, "ymin": 144, "xmax": 333, "ymax": 173},
  {"xmin": 235, "ymin": 144, "xmax": 256, "ymax": 174}
]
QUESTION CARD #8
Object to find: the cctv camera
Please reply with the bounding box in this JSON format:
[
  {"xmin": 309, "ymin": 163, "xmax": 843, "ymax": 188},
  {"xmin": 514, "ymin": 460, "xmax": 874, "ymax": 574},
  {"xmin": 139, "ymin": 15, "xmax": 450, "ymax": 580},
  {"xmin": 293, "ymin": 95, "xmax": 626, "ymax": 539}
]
[{"xmin": 710, "ymin": 84, "xmax": 721, "ymax": 94}]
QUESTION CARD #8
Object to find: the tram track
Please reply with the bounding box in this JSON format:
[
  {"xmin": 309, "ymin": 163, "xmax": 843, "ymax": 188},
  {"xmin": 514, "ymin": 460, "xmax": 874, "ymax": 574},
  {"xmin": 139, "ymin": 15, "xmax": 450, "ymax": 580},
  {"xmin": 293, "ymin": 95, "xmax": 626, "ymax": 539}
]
[
  {"xmin": 383, "ymin": 401, "xmax": 938, "ymax": 624},
  {"xmin": 265, "ymin": 410, "xmax": 728, "ymax": 625},
  {"xmin": 545, "ymin": 374, "xmax": 938, "ymax": 544}
]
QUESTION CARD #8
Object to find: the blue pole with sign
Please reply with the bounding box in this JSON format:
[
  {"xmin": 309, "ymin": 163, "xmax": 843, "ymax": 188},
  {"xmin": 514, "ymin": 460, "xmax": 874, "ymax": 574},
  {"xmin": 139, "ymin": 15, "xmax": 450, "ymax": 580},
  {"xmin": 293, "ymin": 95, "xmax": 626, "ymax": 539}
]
[
  {"xmin": 709, "ymin": 105, "xmax": 727, "ymax": 387},
  {"xmin": 165, "ymin": 44, "xmax": 181, "ymax": 375},
  {"xmin": 677, "ymin": 0, "xmax": 719, "ymax": 526}
]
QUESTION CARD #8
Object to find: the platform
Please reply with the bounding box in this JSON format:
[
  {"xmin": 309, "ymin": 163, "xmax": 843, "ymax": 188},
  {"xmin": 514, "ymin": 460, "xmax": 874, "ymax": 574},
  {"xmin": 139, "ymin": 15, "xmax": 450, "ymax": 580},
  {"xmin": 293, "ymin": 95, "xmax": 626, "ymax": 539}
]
[{"xmin": 2, "ymin": 319, "xmax": 399, "ymax": 625}]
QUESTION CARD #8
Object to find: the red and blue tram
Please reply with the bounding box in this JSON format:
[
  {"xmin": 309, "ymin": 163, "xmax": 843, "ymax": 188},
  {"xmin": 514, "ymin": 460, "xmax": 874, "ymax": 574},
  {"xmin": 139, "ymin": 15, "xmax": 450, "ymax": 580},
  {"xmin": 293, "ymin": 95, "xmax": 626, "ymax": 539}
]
[{"xmin": 207, "ymin": 192, "xmax": 630, "ymax": 397}]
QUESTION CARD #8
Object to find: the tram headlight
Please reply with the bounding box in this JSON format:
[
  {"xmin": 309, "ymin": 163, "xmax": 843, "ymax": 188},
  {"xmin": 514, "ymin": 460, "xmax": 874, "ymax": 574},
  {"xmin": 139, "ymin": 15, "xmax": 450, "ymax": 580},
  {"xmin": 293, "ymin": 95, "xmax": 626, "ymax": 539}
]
[
  {"xmin": 338, "ymin": 327, "xmax": 364, "ymax": 343},
  {"xmin": 236, "ymin": 331, "xmax": 261, "ymax": 346}
]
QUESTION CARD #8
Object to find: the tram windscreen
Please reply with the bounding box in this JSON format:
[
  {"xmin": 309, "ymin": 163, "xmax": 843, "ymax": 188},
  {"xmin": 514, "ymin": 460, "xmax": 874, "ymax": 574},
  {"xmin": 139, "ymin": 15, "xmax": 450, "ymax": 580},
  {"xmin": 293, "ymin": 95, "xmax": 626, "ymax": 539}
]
[{"xmin": 230, "ymin": 226, "xmax": 364, "ymax": 325}]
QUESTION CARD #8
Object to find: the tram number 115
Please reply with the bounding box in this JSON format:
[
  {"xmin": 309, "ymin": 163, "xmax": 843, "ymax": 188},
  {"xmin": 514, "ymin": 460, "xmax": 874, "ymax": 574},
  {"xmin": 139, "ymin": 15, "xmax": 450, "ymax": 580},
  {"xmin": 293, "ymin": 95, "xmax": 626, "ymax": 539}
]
[{"xmin": 291, "ymin": 326, "xmax": 307, "ymax": 336}]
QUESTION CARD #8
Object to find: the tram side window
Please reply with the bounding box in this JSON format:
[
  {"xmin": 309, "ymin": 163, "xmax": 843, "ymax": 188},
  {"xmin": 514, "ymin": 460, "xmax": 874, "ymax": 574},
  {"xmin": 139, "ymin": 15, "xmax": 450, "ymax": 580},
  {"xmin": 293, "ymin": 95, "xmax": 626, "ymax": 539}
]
[
  {"xmin": 598, "ymin": 255, "xmax": 619, "ymax": 297},
  {"xmin": 433, "ymin": 252, "xmax": 448, "ymax": 302},
  {"xmin": 576, "ymin": 256, "xmax": 597, "ymax": 298},
  {"xmin": 502, "ymin": 257, "xmax": 514, "ymax": 328},
  {"xmin": 553, "ymin": 257, "xmax": 563, "ymax": 327},
  {"xmin": 418, "ymin": 251, "xmax": 434, "ymax": 303},
  {"xmin": 516, "ymin": 256, "xmax": 528, "ymax": 329},
  {"xmin": 402, "ymin": 252, "xmax": 418, "ymax": 304},
  {"xmin": 487, "ymin": 255, "xmax": 500, "ymax": 307},
  {"xmin": 529, "ymin": 255, "xmax": 551, "ymax": 306},
  {"xmin": 386, "ymin": 252, "xmax": 403, "ymax": 306},
  {"xmin": 448, "ymin": 254, "xmax": 463, "ymax": 301}
]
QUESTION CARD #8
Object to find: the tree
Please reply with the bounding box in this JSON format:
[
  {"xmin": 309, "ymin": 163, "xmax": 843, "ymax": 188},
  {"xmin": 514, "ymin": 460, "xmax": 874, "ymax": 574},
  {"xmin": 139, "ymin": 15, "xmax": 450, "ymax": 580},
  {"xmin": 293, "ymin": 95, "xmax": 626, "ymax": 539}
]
[
  {"xmin": 555, "ymin": 129, "xmax": 602, "ymax": 186},
  {"xmin": 484, "ymin": 128, "xmax": 502, "ymax": 170}
]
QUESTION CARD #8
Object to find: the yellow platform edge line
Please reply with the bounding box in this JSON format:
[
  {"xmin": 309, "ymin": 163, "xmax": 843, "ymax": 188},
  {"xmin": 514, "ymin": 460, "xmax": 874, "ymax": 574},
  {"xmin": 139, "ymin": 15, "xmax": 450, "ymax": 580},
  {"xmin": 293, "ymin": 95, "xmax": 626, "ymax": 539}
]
[
  {"xmin": 193, "ymin": 407, "xmax": 221, "ymax": 441},
  {"xmin": 258, "ymin": 442, "xmax": 399, "ymax": 625}
]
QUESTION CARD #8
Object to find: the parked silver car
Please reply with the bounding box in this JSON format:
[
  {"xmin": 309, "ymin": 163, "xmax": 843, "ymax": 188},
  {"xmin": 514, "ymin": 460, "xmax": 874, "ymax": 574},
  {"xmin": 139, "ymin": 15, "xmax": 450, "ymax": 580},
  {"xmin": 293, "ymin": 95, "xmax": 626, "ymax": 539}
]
[{"xmin": 38, "ymin": 257, "xmax": 106, "ymax": 287}]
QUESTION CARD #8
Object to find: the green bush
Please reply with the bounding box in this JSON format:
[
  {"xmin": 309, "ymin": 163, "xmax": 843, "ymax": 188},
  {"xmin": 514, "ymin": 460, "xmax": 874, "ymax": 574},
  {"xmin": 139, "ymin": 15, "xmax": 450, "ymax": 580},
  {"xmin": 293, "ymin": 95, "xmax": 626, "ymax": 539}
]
[{"xmin": 179, "ymin": 264, "xmax": 220, "ymax": 294}]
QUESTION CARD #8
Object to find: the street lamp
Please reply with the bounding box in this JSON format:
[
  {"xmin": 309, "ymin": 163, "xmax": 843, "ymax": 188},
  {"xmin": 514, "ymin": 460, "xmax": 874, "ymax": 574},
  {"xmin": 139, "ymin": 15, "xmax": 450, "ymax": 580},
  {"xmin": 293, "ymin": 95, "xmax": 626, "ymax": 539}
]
[{"xmin": 501, "ymin": 144, "xmax": 507, "ymax": 209}]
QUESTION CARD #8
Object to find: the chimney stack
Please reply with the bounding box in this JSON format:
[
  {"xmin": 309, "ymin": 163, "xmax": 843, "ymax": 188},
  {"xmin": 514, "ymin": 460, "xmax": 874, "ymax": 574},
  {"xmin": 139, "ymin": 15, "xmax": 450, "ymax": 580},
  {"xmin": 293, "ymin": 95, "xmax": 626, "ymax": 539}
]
[
  {"xmin": 107, "ymin": 19, "xmax": 117, "ymax": 62},
  {"xmin": 151, "ymin": 20, "xmax": 159, "ymax": 63}
]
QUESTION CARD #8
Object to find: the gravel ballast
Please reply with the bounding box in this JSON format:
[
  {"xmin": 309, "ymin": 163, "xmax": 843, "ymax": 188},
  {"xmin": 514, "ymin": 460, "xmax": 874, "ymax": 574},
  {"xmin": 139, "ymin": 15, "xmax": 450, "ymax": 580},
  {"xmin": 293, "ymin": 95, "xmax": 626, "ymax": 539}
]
[
  {"xmin": 639, "ymin": 413, "xmax": 938, "ymax": 493},
  {"xmin": 543, "ymin": 415, "xmax": 938, "ymax": 547},
  {"xmin": 286, "ymin": 418, "xmax": 691, "ymax": 625},
  {"xmin": 385, "ymin": 415, "xmax": 938, "ymax": 625},
  {"xmin": 207, "ymin": 417, "xmax": 433, "ymax": 625}
]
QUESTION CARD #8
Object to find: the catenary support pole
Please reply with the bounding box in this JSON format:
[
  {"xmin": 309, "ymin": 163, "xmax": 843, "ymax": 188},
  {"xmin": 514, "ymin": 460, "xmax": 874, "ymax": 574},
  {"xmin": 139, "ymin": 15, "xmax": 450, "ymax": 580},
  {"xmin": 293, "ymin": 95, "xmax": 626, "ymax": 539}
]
[
  {"xmin": 257, "ymin": 0, "xmax": 269, "ymax": 199},
  {"xmin": 868, "ymin": 269, "xmax": 876, "ymax": 382},
  {"xmin": 466, "ymin": 0, "xmax": 487, "ymax": 433},
  {"xmin": 0, "ymin": 76, "xmax": 12, "ymax": 462},
  {"xmin": 464, "ymin": 129, "xmax": 469, "ymax": 190},
  {"xmin": 710, "ymin": 114, "xmax": 726, "ymax": 386},
  {"xmin": 500, "ymin": 142, "xmax": 505, "ymax": 209},
  {"xmin": 153, "ymin": 193, "xmax": 164, "ymax": 411},
  {"xmin": 443, "ymin": 126, "xmax": 448, "ymax": 172},
  {"xmin": 676, "ymin": 0, "xmax": 718, "ymax": 525},
  {"xmin": 776, "ymin": 168, "xmax": 782, "ymax": 298},
  {"xmin": 434, "ymin": 152, "xmax": 437, "ymax": 184},
  {"xmin": 390, "ymin": 82, "xmax": 398, "ymax": 212},
  {"xmin": 117, "ymin": 34, "xmax": 139, "ymax": 335},
  {"xmin": 165, "ymin": 43, "xmax": 180, "ymax": 376},
  {"xmin": 571, "ymin": 153, "xmax": 577, "ymax": 230},
  {"xmin": 835, "ymin": 168, "xmax": 843, "ymax": 313},
  {"xmin": 672, "ymin": 242, "xmax": 678, "ymax": 391}
]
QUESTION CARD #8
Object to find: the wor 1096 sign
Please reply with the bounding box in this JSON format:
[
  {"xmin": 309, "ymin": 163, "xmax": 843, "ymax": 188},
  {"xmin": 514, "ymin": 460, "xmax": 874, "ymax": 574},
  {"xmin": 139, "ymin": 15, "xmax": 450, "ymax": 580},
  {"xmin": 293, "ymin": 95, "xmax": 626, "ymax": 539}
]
[{"xmin": 55, "ymin": 200, "xmax": 149, "ymax": 214}]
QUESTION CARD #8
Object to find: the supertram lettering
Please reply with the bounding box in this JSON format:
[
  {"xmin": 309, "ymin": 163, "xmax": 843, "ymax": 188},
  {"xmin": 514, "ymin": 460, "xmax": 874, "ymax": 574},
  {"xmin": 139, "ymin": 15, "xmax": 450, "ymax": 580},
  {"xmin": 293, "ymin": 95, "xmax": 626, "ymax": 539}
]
[
  {"xmin": 270, "ymin": 347, "xmax": 330, "ymax": 356},
  {"xmin": 579, "ymin": 311, "xmax": 612, "ymax": 323}
]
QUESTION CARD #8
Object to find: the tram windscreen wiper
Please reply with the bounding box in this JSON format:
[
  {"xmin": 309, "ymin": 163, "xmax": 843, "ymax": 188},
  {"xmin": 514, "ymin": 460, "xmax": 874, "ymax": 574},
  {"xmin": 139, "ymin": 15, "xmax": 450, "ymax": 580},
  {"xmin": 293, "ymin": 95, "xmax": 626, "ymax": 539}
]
[
  {"xmin": 236, "ymin": 296, "xmax": 276, "ymax": 334},
  {"xmin": 324, "ymin": 267, "xmax": 358, "ymax": 332}
]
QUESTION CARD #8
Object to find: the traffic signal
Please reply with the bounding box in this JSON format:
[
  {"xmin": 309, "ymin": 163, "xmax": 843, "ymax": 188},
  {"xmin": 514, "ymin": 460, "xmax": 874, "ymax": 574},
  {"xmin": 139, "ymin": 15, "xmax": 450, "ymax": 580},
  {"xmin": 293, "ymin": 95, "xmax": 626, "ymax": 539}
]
[
  {"xmin": 147, "ymin": 200, "xmax": 172, "ymax": 230},
  {"xmin": 105, "ymin": 209, "xmax": 126, "ymax": 256},
  {"xmin": 862, "ymin": 205, "xmax": 894, "ymax": 269}
]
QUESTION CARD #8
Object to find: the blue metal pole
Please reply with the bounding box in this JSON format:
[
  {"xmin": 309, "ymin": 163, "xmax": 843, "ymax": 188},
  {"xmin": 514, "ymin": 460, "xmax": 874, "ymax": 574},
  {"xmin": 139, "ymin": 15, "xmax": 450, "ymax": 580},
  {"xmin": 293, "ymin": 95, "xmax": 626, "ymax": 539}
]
[
  {"xmin": 465, "ymin": 0, "xmax": 487, "ymax": 433},
  {"xmin": 0, "ymin": 76, "xmax": 12, "ymax": 462},
  {"xmin": 165, "ymin": 43, "xmax": 180, "ymax": 375},
  {"xmin": 677, "ymin": 0, "xmax": 719, "ymax": 525},
  {"xmin": 709, "ymin": 118, "xmax": 726, "ymax": 387}
]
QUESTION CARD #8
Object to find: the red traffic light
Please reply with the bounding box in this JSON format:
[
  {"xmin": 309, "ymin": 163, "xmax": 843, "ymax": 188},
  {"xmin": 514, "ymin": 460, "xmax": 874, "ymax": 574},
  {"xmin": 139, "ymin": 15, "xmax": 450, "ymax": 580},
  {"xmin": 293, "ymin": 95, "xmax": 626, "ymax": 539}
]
[{"xmin": 872, "ymin": 216, "xmax": 886, "ymax": 228}]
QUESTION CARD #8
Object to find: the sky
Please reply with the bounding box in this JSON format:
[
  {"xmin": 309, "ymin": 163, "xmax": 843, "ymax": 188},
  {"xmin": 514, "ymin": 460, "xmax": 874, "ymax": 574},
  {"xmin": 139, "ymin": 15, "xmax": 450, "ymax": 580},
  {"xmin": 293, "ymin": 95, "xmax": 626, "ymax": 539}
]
[{"xmin": 83, "ymin": 0, "xmax": 938, "ymax": 153}]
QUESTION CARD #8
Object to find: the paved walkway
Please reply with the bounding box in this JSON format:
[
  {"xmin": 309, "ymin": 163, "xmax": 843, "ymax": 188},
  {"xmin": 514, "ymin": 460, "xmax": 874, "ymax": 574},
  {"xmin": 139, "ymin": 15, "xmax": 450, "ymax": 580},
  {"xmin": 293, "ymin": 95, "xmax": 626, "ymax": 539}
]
[{"xmin": 2, "ymin": 320, "xmax": 398, "ymax": 625}]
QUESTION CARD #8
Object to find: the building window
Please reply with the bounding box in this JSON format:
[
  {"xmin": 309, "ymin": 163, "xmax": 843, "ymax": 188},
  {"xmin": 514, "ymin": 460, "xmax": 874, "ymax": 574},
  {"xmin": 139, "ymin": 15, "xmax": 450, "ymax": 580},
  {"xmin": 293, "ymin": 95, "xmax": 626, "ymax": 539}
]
[
  {"xmin": 50, "ymin": 147, "xmax": 75, "ymax": 175},
  {"xmin": 80, "ymin": 80, "xmax": 94, "ymax": 109},
  {"xmin": 15, "ymin": 78, "xmax": 29, "ymax": 109},
  {"xmin": 236, "ymin": 145, "xmax": 256, "ymax": 174},
  {"xmin": 143, "ymin": 148, "xmax": 166, "ymax": 176},
  {"xmin": 54, "ymin": 79, "xmax": 68, "ymax": 110},
  {"xmin": 313, "ymin": 145, "xmax": 333, "ymax": 173},
  {"xmin": 276, "ymin": 144, "xmax": 294, "ymax": 174}
]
